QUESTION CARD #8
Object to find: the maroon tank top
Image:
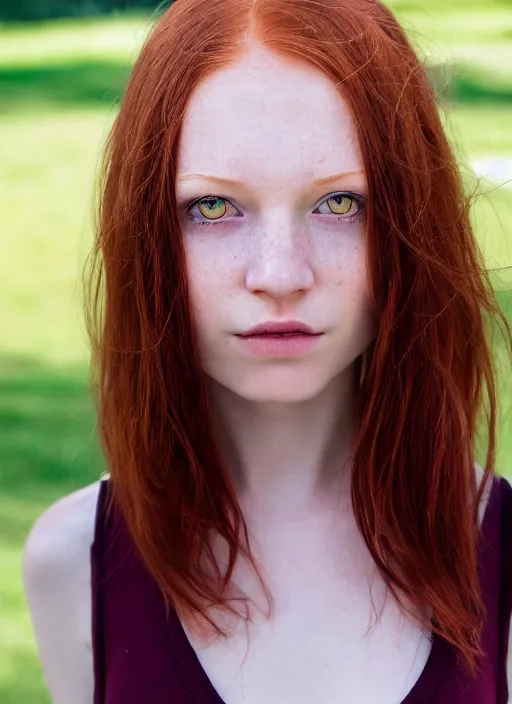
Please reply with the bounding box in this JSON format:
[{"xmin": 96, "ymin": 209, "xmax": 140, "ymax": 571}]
[{"xmin": 91, "ymin": 473, "xmax": 512, "ymax": 703}]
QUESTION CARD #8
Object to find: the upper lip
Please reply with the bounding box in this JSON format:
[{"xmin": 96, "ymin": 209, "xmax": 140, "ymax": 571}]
[{"xmin": 238, "ymin": 320, "xmax": 321, "ymax": 336}]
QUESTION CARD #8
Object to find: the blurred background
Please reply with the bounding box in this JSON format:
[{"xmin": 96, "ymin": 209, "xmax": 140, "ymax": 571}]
[{"xmin": 1, "ymin": 0, "xmax": 512, "ymax": 700}]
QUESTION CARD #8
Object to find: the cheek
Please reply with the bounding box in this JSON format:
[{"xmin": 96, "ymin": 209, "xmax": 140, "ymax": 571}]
[
  {"xmin": 311, "ymin": 216, "xmax": 366, "ymax": 261},
  {"xmin": 184, "ymin": 238, "xmax": 237, "ymax": 339},
  {"xmin": 318, "ymin": 229, "xmax": 368, "ymax": 291},
  {"xmin": 184, "ymin": 233, "xmax": 243, "ymax": 286},
  {"xmin": 320, "ymin": 233, "xmax": 376, "ymax": 337},
  {"xmin": 185, "ymin": 262, "xmax": 213, "ymax": 331}
]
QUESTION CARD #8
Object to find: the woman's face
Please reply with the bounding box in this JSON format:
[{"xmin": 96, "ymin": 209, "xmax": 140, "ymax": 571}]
[{"xmin": 176, "ymin": 44, "xmax": 377, "ymax": 403}]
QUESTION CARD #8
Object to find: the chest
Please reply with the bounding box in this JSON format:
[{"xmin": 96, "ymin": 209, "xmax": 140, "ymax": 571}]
[
  {"xmin": 183, "ymin": 519, "xmax": 434, "ymax": 704},
  {"xmin": 188, "ymin": 593, "xmax": 432, "ymax": 704}
]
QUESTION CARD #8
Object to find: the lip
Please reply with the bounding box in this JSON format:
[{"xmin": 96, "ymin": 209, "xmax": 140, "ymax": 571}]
[
  {"xmin": 238, "ymin": 320, "xmax": 320, "ymax": 337},
  {"xmin": 235, "ymin": 320, "xmax": 324, "ymax": 358}
]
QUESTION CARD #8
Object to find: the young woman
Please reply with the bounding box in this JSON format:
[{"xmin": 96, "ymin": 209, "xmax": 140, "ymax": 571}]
[{"xmin": 22, "ymin": 0, "xmax": 512, "ymax": 702}]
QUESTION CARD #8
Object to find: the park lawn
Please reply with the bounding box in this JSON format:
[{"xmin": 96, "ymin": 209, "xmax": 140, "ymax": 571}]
[{"xmin": 1, "ymin": 6, "xmax": 511, "ymax": 704}]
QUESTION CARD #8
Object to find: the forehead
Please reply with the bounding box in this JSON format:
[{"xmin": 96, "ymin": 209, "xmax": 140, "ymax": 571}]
[{"xmin": 176, "ymin": 46, "xmax": 364, "ymax": 187}]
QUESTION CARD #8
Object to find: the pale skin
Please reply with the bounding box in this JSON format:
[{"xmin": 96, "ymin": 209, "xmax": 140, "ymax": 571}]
[{"xmin": 22, "ymin": 41, "xmax": 508, "ymax": 704}]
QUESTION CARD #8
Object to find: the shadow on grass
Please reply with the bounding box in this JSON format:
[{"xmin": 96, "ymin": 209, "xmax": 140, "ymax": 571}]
[
  {"xmin": 0, "ymin": 57, "xmax": 511, "ymax": 114},
  {"xmin": 0, "ymin": 59, "xmax": 131, "ymax": 112},
  {"xmin": 0, "ymin": 355, "xmax": 105, "ymax": 546}
]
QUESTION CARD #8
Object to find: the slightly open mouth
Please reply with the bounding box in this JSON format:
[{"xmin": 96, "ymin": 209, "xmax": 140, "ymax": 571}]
[
  {"xmin": 248, "ymin": 331, "xmax": 312, "ymax": 336},
  {"xmin": 241, "ymin": 331, "xmax": 321, "ymax": 338}
]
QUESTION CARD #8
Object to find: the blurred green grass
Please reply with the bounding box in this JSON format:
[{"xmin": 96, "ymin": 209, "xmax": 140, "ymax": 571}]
[{"xmin": 1, "ymin": 3, "xmax": 512, "ymax": 702}]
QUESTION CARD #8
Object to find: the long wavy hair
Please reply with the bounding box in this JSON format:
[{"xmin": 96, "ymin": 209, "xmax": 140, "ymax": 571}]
[{"xmin": 84, "ymin": 0, "xmax": 512, "ymax": 677}]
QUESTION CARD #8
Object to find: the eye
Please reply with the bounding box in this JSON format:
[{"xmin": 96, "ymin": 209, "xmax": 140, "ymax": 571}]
[
  {"xmin": 184, "ymin": 190, "xmax": 366, "ymax": 226},
  {"xmin": 186, "ymin": 195, "xmax": 240, "ymax": 224},
  {"xmin": 314, "ymin": 192, "xmax": 365, "ymax": 221}
]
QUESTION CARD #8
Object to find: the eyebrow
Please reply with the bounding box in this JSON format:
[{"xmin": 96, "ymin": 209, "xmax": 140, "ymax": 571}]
[{"xmin": 177, "ymin": 170, "xmax": 365, "ymax": 188}]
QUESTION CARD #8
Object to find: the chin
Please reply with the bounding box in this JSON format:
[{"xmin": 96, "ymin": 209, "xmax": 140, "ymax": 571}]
[{"xmin": 215, "ymin": 366, "xmax": 339, "ymax": 404}]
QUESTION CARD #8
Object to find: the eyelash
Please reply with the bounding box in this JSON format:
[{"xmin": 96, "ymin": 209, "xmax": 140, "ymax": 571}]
[{"xmin": 184, "ymin": 190, "xmax": 367, "ymax": 226}]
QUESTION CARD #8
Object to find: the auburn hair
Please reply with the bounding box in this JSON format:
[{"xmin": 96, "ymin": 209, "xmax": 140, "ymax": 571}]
[{"xmin": 84, "ymin": 0, "xmax": 512, "ymax": 678}]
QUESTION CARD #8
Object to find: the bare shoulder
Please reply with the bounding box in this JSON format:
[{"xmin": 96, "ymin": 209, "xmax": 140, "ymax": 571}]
[
  {"xmin": 24, "ymin": 479, "xmax": 102, "ymax": 561},
  {"xmin": 22, "ymin": 479, "xmax": 103, "ymax": 704}
]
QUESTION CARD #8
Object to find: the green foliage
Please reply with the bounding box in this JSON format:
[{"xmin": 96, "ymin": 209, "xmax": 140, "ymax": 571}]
[{"xmin": 0, "ymin": 0, "xmax": 162, "ymax": 23}]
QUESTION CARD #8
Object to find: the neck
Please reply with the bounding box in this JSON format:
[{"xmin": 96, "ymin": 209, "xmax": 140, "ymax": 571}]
[{"xmin": 208, "ymin": 366, "xmax": 358, "ymax": 523}]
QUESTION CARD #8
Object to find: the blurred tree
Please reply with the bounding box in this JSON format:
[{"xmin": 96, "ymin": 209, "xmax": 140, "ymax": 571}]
[{"xmin": 0, "ymin": 0, "xmax": 168, "ymax": 22}]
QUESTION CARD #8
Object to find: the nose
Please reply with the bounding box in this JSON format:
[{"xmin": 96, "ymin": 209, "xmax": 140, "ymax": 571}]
[{"xmin": 244, "ymin": 220, "xmax": 315, "ymax": 300}]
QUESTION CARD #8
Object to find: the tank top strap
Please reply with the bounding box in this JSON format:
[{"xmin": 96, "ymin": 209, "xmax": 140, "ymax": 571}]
[
  {"xmin": 498, "ymin": 475, "xmax": 512, "ymax": 703},
  {"xmin": 91, "ymin": 478, "xmax": 113, "ymax": 704},
  {"xmin": 90, "ymin": 477, "xmax": 197, "ymax": 704},
  {"xmin": 91, "ymin": 477, "xmax": 133, "ymax": 703}
]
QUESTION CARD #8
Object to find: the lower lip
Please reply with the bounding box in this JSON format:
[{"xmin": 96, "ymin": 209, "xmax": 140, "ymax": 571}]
[{"xmin": 235, "ymin": 332, "xmax": 323, "ymax": 357}]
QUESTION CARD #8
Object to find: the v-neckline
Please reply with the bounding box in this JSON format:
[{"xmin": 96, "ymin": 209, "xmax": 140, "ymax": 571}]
[{"xmin": 167, "ymin": 475, "xmax": 499, "ymax": 704}]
